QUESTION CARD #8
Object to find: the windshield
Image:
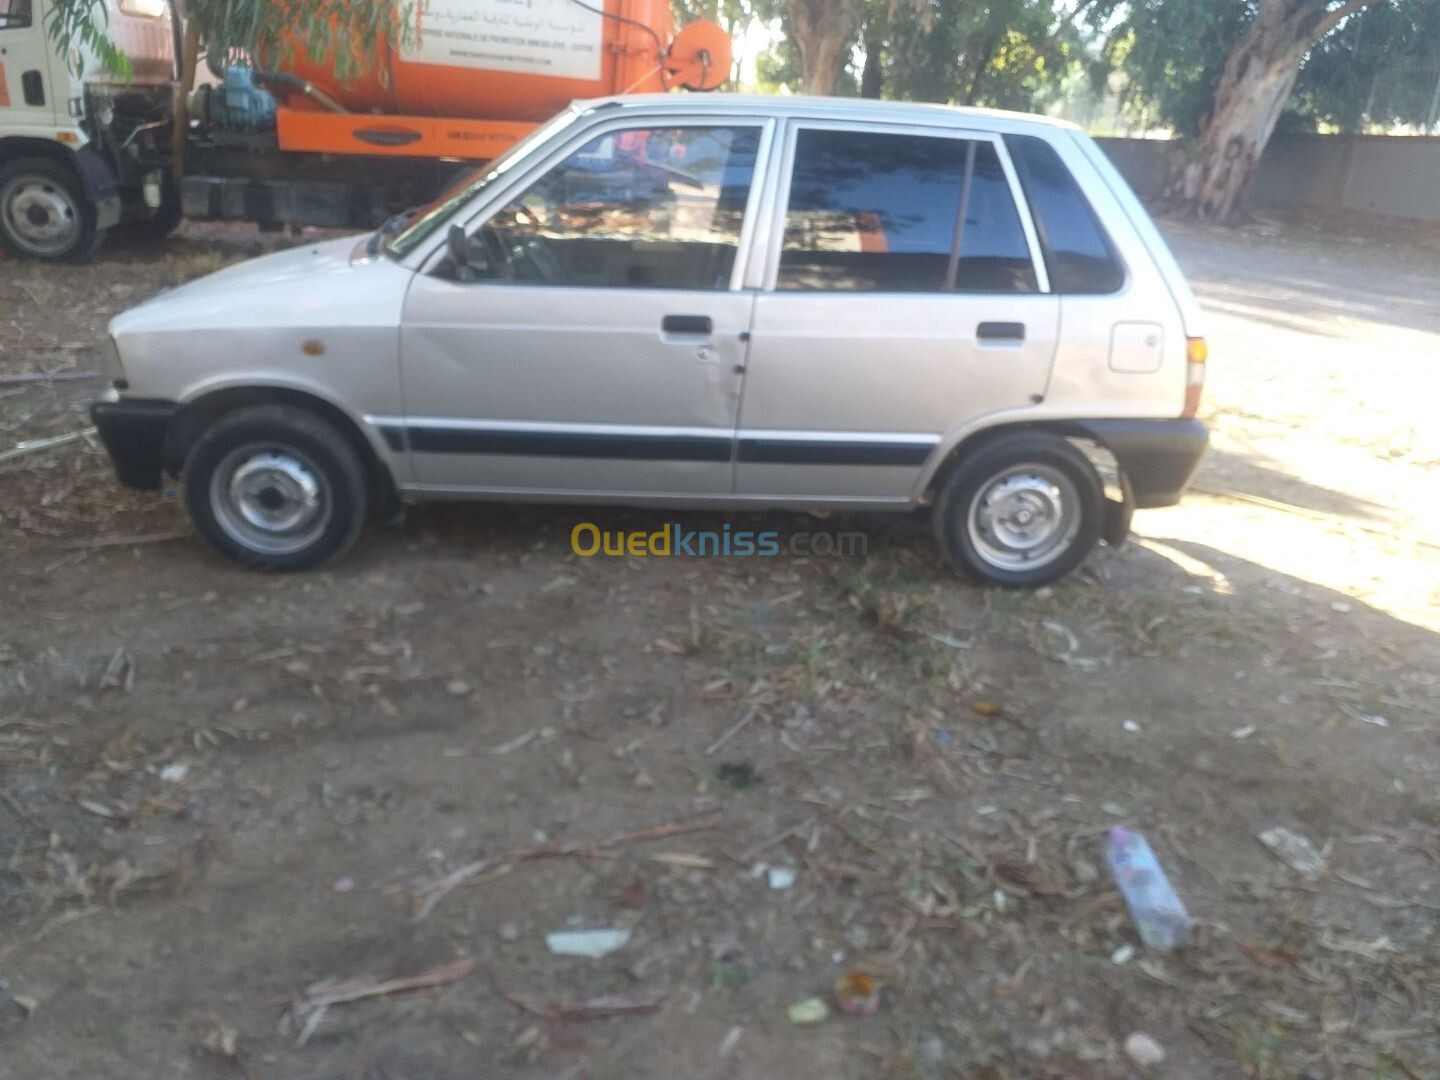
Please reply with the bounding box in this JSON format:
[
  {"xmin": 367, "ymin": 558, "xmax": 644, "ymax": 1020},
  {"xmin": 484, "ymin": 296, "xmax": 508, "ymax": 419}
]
[{"xmin": 384, "ymin": 108, "xmax": 581, "ymax": 258}]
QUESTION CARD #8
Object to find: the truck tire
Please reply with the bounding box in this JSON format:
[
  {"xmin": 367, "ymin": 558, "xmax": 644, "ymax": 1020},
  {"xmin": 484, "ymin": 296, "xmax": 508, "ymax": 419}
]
[
  {"xmin": 182, "ymin": 405, "xmax": 368, "ymax": 570},
  {"xmin": 933, "ymin": 432, "xmax": 1104, "ymax": 588},
  {"xmin": 0, "ymin": 157, "xmax": 105, "ymax": 261}
]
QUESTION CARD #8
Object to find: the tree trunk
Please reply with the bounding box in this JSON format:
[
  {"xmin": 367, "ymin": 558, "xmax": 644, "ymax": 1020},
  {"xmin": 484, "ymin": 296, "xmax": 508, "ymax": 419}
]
[
  {"xmin": 1167, "ymin": 0, "xmax": 1379, "ymax": 223},
  {"xmin": 860, "ymin": 20, "xmax": 884, "ymax": 99},
  {"xmin": 961, "ymin": 3, "xmax": 1009, "ymax": 107},
  {"xmin": 786, "ymin": 0, "xmax": 861, "ymax": 95}
]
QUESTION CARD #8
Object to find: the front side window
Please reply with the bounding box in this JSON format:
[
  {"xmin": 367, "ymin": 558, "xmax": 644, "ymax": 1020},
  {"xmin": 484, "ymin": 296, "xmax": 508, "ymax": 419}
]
[
  {"xmin": 0, "ymin": 0, "xmax": 32, "ymax": 29},
  {"xmin": 461, "ymin": 124, "xmax": 761, "ymax": 290},
  {"xmin": 777, "ymin": 128, "xmax": 1037, "ymax": 294}
]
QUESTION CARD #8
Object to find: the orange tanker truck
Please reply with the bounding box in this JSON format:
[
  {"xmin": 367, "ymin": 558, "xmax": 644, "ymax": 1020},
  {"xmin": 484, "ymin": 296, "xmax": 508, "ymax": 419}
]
[{"xmin": 182, "ymin": 0, "xmax": 731, "ymax": 229}]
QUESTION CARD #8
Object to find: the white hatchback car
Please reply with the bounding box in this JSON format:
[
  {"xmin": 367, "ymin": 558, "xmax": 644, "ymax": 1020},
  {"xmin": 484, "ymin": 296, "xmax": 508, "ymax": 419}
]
[{"xmin": 92, "ymin": 94, "xmax": 1207, "ymax": 586}]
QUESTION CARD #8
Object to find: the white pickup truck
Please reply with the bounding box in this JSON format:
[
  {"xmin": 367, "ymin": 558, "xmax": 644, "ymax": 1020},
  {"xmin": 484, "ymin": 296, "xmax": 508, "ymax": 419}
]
[{"xmin": 0, "ymin": 0, "xmax": 178, "ymax": 259}]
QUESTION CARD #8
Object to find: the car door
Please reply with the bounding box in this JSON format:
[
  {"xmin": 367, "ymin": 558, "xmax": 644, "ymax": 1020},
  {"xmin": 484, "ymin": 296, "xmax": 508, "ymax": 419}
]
[
  {"xmin": 735, "ymin": 122, "xmax": 1060, "ymax": 500},
  {"xmin": 397, "ymin": 118, "xmax": 772, "ymax": 496}
]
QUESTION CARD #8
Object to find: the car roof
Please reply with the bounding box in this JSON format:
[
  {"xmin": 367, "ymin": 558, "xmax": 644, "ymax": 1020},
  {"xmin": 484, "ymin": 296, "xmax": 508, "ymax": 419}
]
[{"xmin": 572, "ymin": 92, "xmax": 1082, "ymax": 136}]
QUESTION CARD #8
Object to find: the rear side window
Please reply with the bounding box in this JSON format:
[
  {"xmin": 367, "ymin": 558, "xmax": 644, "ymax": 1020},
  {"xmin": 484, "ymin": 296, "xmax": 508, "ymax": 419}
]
[
  {"xmin": 777, "ymin": 129, "xmax": 1037, "ymax": 294},
  {"xmin": 1003, "ymin": 134, "xmax": 1124, "ymax": 294}
]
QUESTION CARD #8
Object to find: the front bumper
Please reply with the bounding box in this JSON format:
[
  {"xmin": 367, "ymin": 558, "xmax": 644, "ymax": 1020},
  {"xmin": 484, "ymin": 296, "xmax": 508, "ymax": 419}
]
[
  {"xmin": 1071, "ymin": 418, "xmax": 1209, "ymax": 509},
  {"xmin": 90, "ymin": 398, "xmax": 179, "ymax": 491}
]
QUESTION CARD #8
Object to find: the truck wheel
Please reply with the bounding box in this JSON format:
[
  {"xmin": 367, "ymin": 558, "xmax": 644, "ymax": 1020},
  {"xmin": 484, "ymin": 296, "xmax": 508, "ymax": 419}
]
[
  {"xmin": 182, "ymin": 405, "xmax": 368, "ymax": 570},
  {"xmin": 0, "ymin": 157, "xmax": 104, "ymax": 261},
  {"xmin": 933, "ymin": 432, "xmax": 1103, "ymax": 588}
]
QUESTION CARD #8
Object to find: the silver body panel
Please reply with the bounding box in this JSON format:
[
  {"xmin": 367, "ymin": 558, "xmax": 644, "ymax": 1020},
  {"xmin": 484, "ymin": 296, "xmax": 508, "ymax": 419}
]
[{"xmin": 105, "ymin": 94, "xmax": 1204, "ymax": 512}]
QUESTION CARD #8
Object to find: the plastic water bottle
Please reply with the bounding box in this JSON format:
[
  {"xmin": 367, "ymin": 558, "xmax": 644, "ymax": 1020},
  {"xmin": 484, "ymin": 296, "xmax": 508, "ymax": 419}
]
[{"xmin": 1104, "ymin": 827, "xmax": 1193, "ymax": 950}]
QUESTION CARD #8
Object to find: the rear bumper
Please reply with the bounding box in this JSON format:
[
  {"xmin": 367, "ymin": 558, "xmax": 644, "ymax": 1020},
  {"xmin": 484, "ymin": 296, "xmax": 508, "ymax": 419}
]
[
  {"xmin": 90, "ymin": 398, "xmax": 179, "ymax": 491},
  {"xmin": 1071, "ymin": 418, "xmax": 1208, "ymax": 509}
]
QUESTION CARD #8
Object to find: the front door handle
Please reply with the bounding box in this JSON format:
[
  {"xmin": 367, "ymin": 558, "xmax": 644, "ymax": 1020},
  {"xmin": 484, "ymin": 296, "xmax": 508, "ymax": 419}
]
[
  {"xmin": 977, "ymin": 321, "xmax": 1025, "ymax": 344},
  {"xmin": 662, "ymin": 314, "xmax": 712, "ymax": 336}
]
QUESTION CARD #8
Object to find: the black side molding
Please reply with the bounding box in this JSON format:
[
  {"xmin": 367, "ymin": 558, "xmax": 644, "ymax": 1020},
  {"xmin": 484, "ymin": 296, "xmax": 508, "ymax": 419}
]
[
  {"xmin": 737, "ymin": 437, "xmax": 933, "ymax": 467},
  {"xmin": 405, "ymin": 426, "xmax": 733, "ymax": 463}
]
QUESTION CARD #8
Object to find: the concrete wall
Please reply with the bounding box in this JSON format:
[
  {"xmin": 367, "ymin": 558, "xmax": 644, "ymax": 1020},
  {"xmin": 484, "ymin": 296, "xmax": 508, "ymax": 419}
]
[{"xmin": 1094, "ymin": 134, "xmax": 1440, "ymax": 223}]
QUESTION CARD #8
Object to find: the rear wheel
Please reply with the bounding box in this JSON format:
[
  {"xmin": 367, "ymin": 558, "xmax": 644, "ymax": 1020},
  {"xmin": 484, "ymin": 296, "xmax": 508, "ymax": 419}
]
[
  {"xmin": 182, "ymin": 405, "xmax": 368, "ymax": 570},
  {"xmin": 933, "ymin": 432, "xmax": 1104, "ymax": 588},
  {"xmin": 0, "ymin": 157, "xmax": 104, "ymax": 261}
]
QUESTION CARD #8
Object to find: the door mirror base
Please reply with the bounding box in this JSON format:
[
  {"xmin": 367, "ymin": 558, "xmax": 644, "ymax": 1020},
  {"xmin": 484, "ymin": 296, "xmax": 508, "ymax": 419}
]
[{"xmin": 446, "ymin": 224, "xmax": 476, "ymax": 282}]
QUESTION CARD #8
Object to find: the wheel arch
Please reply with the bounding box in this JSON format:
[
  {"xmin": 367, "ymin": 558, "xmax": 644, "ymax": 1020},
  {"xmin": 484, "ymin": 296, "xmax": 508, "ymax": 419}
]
[
  {"xmin": 0, "ymin": 137, "xmax": 80, "ymax": 170},
  {"xmin": 168, "ymin": 385, "xmax": 401, "ymax": 518},
  {"xmin": 919, "ymin": 420, "xmax": 1116, "ymax": 503}
]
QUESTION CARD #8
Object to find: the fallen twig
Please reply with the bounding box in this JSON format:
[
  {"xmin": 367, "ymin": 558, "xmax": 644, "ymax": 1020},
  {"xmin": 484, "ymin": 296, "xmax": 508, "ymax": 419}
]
[
  {"xmin": 62, "ymin": 531, "xmax": 190, "ymax": 551},
  {"xmin": 705, "ymin": 707, "xmax": 757, "ymax": 756},
  {"xmin": 0, "ymin": 370, "xmax": 99, "ymax": 385},
  {"xmin": 413, "ymin": 817, "xmax": 719, "ymax": 920},
  {"xmin": 488, "ymin": 968, "xmax": 661, "ymax": 1022},
  {"xmin": 736, "ymin": 816, "xmax": 818, "ymax": 864},
  {"xmin": 0, "ymin": 787, "xmax": 46, "ymax": 832},
  {"xmin": 0, "ymin": 427, "xmax": 96, "ymax": 466},
  {"xmin": 284, "ymin": 957, "xmax": 479, "ymax": 1046}
]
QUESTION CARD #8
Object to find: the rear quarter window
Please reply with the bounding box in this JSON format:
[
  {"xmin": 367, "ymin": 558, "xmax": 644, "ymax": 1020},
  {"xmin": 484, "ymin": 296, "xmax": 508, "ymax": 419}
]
[{"xmin": 1003, "ymin": 133, "xmax": 1125, "ymax": 295}]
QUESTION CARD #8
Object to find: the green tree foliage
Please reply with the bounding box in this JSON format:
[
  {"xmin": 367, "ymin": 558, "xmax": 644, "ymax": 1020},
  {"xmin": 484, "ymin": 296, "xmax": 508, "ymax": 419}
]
[
  {"xmin": 51, "ymin": 0, "xmax": 414, "ymax": 78},
  {"xmin": 1086, "ymin": 0, "xmax": 1440, "ymax": 138},
  {"xmin": 1089, "ymin": 1, "xmax": 1255, "ymax": 137},
  {"xmin": 1288, "ymin": 0, "xmax": 1440, "ymax": 130},
  {"xmin": 876, "ymin": 0, "xmax": 1089, "ymax": 109},
  {"xmin": 732, "ymin": 0, "xmax": 1090, "ymax": 105},
  {"xmin": 1085, "ymin": 1, "xmax": 1405, "ymax": 220}
]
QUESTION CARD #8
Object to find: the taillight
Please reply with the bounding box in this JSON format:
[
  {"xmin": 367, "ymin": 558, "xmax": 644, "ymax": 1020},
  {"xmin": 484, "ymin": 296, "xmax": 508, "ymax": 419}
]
[{"xmin": 1182, "ymin": 337, "xmax": 1206, "ymax": 418}]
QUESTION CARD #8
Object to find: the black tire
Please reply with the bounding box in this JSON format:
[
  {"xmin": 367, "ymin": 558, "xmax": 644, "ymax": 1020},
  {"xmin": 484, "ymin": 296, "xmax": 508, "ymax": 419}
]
[
  {"xmin": 0, "ymin": 157, "xmax": 105, "ymax": 261},
  {"xmin": 182, "ymin": 405, "xmax": 368, "ymax": 570},
  {"xmin": 933, "ymin": 431, "xmax": 1104, "ymax": 588}
]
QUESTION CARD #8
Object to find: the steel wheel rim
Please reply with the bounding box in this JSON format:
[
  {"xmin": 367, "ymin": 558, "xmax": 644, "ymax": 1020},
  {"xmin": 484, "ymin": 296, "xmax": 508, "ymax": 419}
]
[
  {"xmin": 209, "ymin": 445, "xmax": 332, "ymax": 556},
  {"xmin": 966, "ymin": 463, "xmax": 1081, "ymax": 571},
  {"xmin": 1, "ymin": 175, "xmax": 81, "ymax": 256}
]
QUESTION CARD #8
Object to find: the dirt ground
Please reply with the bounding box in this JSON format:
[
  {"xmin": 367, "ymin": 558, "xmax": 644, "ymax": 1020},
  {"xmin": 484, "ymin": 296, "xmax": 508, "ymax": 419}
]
[{"xmin": 1, "ymin": 213, "xmax": 1438, "ymax": 1080}]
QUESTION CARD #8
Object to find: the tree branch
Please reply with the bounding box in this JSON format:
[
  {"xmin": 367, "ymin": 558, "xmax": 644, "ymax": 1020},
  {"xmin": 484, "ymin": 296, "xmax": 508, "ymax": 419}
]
[
  {"xmin": 1310, "ymin": 0, "xmax": 1382, "ymax": 42},
  {"xmin": 1053, "ymin": 0, "xmax": 1103, "ymax": 35}
]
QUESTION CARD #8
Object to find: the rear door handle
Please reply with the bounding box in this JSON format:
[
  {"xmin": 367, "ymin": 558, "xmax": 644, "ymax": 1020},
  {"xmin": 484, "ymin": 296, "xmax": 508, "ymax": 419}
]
[
  {"xmin": 662, "ymin": 314, "xmax": 712, "ymax": 336},
  {"xmin": 977, "ymin": 321, "xmax": 1025, "ymax": 344}
]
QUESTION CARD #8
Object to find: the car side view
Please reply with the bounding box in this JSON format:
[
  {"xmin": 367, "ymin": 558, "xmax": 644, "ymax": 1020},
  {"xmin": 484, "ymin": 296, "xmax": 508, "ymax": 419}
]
[{"xmin": 90, "ymin": 94, "xmax": 1208, "ymax": 586}]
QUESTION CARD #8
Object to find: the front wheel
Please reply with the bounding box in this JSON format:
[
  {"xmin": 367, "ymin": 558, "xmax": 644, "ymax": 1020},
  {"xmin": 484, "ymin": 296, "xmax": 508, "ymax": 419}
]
[
  {"xmin": 182, "ymin": 405, "xmax": 368, "ymax": 570},
  {"xmin": 0, "ymin": 157, "xmax": 104, "ymax": 261},
  {"xmin": 933, "ymin": 432, "xmax": 1104, "ymax": 588}
]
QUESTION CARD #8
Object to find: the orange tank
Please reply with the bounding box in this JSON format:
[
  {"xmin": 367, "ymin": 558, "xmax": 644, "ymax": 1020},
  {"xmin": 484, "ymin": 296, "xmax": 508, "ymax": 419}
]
[{"xmin": 274, "ymin": 0, "xmax": 730, "ymax": 120}]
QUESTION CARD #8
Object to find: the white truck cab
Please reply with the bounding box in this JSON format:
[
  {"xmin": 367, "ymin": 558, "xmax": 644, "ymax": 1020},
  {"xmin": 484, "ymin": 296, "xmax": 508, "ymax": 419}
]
[{"xmin": 0, "ymin": 0, "xmax": 178, "ymax": 259}]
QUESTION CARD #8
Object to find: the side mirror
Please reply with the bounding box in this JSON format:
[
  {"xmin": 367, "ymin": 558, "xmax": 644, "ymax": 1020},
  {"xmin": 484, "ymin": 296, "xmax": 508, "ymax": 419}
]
[{"xmin": 446, "ymin": 223, "xmax": 473, "ymax": 281}]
